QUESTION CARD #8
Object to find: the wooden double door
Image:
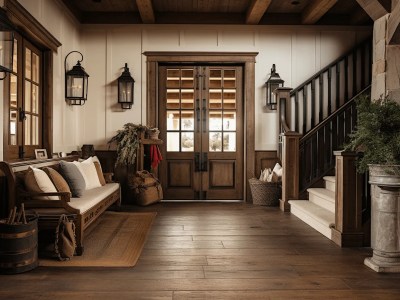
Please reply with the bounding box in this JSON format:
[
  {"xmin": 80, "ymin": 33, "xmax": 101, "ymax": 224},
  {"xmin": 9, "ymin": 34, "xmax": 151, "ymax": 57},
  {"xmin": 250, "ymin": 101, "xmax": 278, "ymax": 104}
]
[{"xmin": 158, "ymin": 65, "xmax": 243, "ymax": 200}]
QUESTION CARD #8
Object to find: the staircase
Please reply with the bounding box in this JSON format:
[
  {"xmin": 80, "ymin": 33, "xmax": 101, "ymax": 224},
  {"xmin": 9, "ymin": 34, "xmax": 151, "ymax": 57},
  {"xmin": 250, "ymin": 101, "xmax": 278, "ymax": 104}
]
[
  {"xmin": 277, "ymin": 38, "xmax": 373, "ymax": 244},
  {"xmin": 289, "ymin": 176, "xmax": 335, "ymax": 239}
]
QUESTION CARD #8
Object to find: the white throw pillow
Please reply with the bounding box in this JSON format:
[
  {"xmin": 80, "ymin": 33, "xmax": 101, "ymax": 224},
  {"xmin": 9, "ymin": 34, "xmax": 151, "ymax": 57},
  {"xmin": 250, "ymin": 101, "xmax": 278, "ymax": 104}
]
[
  {"xmin": 92, "ymin": 156, "xmax": 102, "ymax": 171},
  {"xmin": 272, "ymin": 163, "xmax": 283, "ymax": 178},
  {"xmin": 29, "ymin": 167, "xmax": 58, "ymax": 200},
  {"xmin": 74, "ymin": 157, "xmax": 101, "ymax": 190},
  {"xmin": 263, "ymin": 168, "xmax": 271, "ymax": 182}
]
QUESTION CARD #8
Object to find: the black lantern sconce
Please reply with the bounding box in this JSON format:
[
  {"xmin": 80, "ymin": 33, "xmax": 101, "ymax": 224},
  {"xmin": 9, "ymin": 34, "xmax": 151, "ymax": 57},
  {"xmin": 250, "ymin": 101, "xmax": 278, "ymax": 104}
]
[
  {"xmin": 0, "ymin": 8, "xmax": 15, "ymax": 80},
  {"xmin": 265, "ymin": 64, "xmax": 284, "ymax": 110},
  {"xmin": 117, "ymin": 63, "xmax": 135, "ymax": 109},
  {"xmin": 64, "ymin": 51, "xmax": 89, "ymax": 105}
]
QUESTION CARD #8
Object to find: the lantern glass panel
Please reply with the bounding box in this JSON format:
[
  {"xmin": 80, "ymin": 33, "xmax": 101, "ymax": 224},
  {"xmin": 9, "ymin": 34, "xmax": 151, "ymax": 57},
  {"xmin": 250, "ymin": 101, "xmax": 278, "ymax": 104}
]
[
  {"xmin": 119, "ymin": 81, "xmax": 133, "ymax": 103},
  {"xmin": 67, "ymin": 76, "xmax": 84, "ymax": 99}
]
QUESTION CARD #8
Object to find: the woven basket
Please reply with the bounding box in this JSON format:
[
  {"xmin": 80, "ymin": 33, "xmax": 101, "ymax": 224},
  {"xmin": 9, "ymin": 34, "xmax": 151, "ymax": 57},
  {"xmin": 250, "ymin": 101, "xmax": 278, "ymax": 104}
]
[{"xmin": 249, "ymin": 178, "xmax": 281, "ymax": 206}]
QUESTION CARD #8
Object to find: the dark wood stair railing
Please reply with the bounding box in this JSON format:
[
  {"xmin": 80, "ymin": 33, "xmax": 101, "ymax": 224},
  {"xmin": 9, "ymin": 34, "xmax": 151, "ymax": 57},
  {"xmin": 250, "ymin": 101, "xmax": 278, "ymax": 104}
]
[{"xmin": 299, "ymin": 86, "xmax": 371, "ymax": 194}]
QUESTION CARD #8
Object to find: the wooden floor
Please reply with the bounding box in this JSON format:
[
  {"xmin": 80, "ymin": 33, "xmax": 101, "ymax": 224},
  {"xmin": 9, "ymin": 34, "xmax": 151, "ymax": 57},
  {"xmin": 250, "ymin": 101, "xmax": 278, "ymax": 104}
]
[{"xmin": 1, "ymin": 202, "xmax": 400, "ymax": 299}]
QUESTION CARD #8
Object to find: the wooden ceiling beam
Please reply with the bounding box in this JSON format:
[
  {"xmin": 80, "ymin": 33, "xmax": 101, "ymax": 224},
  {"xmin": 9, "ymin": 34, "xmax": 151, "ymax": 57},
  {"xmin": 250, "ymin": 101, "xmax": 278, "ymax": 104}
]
[
  {"xmin": 245, "ymin": 0, "xmax": 271, "ymax": 25},
  {"xmin": 356, "ymin": 0, "xmax": 389, "ymax": 20},
  {"xmin": 387, "ymin": 0, "xmax": 400, "ymax": 44},
  {"xmin": 302, "ymin": 0, "xmax": 338, "ymax": 24},
  {"xmin": 136, "ymin": 0, "xmax": 155, "ymax": 24}
]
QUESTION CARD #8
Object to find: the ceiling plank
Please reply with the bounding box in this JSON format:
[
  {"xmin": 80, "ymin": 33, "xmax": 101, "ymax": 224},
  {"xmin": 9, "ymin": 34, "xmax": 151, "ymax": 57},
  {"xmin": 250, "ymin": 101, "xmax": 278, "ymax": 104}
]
[
  {"xmin": 136, "ymin": 0, "xmax": 155, "ymax": 23},
  {"xmin": 245, "ymin": 0, "xmax": 272, "ymax": 25},
  {"xmin": 302, "ymin": 0, "xmax": 338, "ymax": 24},
  {"xmin": 387, "ymin": 0, "xmax": 400, "ymax": 44},
  {"xmin": 356, "ymin": 0, "xmax": 389, "ymax": 20}
]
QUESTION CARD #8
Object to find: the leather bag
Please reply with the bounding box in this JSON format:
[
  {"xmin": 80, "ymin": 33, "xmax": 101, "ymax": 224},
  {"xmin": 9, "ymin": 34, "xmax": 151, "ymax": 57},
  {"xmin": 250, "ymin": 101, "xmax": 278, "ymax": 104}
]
[
  {"xmin": 130, "ymin": 170, "xmax": 163, "ymax": 206},
  {"xmin": 54, "ymin": 214, "xmax": 76, "ymax": 261}
]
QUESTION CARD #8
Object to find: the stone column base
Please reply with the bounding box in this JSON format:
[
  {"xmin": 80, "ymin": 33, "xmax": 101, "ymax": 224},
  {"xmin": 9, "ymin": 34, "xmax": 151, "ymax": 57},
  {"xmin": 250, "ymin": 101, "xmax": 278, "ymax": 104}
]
[{"xmin": 364, "ymin": 257, "xmax": 400, "ymax": 273}]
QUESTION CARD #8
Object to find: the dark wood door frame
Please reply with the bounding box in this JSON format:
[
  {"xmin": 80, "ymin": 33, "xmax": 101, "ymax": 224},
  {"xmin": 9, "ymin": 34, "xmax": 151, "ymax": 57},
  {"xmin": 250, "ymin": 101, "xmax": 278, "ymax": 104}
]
[{"xmin": 143, "ymin": 52, "xmax": 258, "ymax": 202}]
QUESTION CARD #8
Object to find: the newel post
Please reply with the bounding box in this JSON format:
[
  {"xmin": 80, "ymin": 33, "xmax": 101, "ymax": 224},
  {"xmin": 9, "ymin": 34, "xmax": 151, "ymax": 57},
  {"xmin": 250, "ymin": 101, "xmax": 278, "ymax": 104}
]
[
  {"xmin": 275, "ymin": 87, "xmax": 301, "ymax": 212},
  {"xmin": 331, "ymin": 151, "xmax": 364, "ymax": 247},
  {"xmin": 280, "ymin": 132, "xmax": 301, "ymax": 211}
]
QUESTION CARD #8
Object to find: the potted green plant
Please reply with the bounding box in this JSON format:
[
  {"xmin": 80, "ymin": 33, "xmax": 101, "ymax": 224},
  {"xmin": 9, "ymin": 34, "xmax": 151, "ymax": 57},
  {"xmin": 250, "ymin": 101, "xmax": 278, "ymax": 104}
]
[
  {"xmin": 108, "ymin": 123, "xmax": 146, "ymax": 166},
  {"xmin": 345, "ymin": 95, "xmax": 400, "ymax": 273}
]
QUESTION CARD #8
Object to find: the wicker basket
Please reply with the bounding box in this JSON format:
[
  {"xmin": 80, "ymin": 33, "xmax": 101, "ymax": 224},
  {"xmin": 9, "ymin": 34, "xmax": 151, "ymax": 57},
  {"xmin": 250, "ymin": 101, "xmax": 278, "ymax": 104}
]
[{"xmin": 249, "ymin": 178, "xmax": 281, "ymax": 206}]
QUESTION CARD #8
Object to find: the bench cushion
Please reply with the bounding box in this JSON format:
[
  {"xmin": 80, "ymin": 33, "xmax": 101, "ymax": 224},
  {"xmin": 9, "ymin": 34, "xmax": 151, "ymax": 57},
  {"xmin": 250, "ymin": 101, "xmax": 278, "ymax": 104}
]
[{"xmin": 68, "ymin": 183, "xmax": 120, "ymax": 213}]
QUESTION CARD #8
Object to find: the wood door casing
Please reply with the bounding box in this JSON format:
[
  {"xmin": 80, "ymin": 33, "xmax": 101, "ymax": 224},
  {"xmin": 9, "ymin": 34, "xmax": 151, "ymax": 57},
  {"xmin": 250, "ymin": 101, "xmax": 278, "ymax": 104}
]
[{"xmin": 158, "ymin": 65, "xmax": 243, "ymax": 200}]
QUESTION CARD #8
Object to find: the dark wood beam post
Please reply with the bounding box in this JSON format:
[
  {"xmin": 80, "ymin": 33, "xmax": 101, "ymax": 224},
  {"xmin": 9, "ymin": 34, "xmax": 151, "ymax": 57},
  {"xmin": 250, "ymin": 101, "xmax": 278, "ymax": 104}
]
[
  {"xmin": 301, "ymin": 0, "xmax": 338, "ymax": 24},
  {"xmin": 331, "ymin": 151, "xmax": 364, "ymax": 247},
  {"xmin": 387, "ymin": 0, "xmax": 400, "ymax": 44},
  {"xmin": 245, "ymin": 0, "xmax": 271, "ymax": 25},
  {"xmin": 136, "ymin": 0, "xmax": 155, "ymax": 23},
  {"xmin": 280, "ymin": 131, "xmax": 301, "ymax": 212},
  {"xmin": 356, "ymin": 0, "xmax": 389, "ymax": 20}
]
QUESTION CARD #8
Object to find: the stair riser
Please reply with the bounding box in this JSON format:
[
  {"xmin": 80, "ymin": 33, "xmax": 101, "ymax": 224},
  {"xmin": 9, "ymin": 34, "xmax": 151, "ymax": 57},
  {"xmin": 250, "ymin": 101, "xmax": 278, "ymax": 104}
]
[
  {"xmin": 308, "ymin": 193, "xmax": 335, "ymax": 213},
  {"xmin": 290, "ymin": 206, "xmax": 333, "ymax": 239},
  {"xmin": 325, "ymin": 180, "xmax": 335, "ymax": 192}
]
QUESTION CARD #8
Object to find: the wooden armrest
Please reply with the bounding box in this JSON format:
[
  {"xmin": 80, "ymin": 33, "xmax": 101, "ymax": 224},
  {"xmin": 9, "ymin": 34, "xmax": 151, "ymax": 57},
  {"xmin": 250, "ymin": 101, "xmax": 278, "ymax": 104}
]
[
  {"xmin": 19, "ymin": 191, "xmax": 71, "ymax": 202},
  {"xmin": 103, "ymin": 172, "xmax": 114, "ymax": 183}
]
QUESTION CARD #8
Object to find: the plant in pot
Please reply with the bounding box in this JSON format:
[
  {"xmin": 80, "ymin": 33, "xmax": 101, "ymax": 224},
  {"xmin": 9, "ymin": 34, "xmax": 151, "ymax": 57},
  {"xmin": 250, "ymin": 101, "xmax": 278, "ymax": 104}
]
[
  {"xmin": 108, "ymin": 123, "xmax": 146, "ymax": 166},
  {"xmin": 345, "ymin": 95, "xmax": 400, "ymax": 273}
]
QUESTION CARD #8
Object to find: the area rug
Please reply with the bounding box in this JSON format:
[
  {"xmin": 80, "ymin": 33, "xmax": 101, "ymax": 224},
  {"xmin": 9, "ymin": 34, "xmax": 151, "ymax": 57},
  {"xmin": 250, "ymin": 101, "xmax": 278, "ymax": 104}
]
[{"xmin": 39, "ymin": 211, "xmax": 156, "ymax": 267}]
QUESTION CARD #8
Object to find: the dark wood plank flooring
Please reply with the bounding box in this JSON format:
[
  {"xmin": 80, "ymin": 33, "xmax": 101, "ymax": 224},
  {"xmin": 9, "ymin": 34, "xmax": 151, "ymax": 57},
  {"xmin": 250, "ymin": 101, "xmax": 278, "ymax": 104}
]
[{"xmin": 1, "ymin": 202, "xmax": 400, "ymax": 299}]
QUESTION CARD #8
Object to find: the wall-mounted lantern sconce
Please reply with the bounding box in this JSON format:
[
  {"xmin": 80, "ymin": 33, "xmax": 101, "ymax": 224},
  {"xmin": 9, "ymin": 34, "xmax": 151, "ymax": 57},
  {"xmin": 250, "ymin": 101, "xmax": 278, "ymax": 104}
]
[
  {"xmin": 64, "ymin": 51, "xmax": 89, "ymax": 105},
  {"xmin": 265, "ymin": 64, "xmax": 284, "ymax": 110},
  {"xmin": 0, "ymin": 8, "xmax": 15, "ymax": 80},
  {"xmin": 117, "ymin": 63, "xmax": 135, "ymax": 109}
]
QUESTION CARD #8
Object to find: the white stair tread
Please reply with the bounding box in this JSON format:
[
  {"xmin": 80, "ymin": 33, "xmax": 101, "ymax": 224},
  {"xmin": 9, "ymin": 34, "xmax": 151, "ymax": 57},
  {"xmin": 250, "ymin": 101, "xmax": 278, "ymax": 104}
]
[
  {"xmin": 323, "ymin": 176, "xmax": 335, "ymax": 183},
  {"xmin": 307, "ymin": 188, "xmax": 335, "ymax": 203},
  {"xmin": 289, "ymin": 200, "xmax": 335, "ymax": 227}
]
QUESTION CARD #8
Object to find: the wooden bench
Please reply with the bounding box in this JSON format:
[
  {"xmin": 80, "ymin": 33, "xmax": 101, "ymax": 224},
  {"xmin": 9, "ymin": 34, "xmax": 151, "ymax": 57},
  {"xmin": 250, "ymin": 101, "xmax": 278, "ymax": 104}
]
[{"xmin": 0, "ymin": 155, "xmax": 121, "ymax": 255}]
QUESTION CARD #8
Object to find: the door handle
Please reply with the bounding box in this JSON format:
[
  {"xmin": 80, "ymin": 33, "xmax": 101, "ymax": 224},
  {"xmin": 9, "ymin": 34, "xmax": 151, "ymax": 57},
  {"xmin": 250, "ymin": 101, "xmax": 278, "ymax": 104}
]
[
  {"xmin": 201, "ymin": 153, "xmax": 208, "ymax": 172},
  {"xmin": 19, "ymin": 107, "xmax": 26, "ymax": 121},
  {"xmin": 195, "ymin": 152, "xmax": 201, "ymax": 172},
  {"xmin": 196, "ymin": 99, "xmax": 200, "ymax": 132},
  {"xmin": 202, "ymin": 99, "xmax": 207, "ymax": 133}
]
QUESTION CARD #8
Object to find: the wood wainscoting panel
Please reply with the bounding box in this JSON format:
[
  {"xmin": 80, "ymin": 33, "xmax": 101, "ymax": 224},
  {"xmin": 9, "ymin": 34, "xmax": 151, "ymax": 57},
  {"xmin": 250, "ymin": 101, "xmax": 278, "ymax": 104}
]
[
  {"xmin": 255, "ymin": 151, "xmax": 280, "ymax": 177},
  {"xmin": 167, "ymin": 161, "xmax": 193, "ymax": 188},
  {"xmin": 209, "ymin": 160, "xmax": 235, "ymax": 188}
]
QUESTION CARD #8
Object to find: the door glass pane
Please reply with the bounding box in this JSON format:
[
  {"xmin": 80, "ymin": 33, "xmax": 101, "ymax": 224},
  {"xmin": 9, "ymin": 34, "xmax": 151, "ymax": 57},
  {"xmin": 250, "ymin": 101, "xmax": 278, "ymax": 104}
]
[
  {"xmin": 181, "ymin": 69, "xmax": 194, "ymax": 88},
  {"xmin": 209, "ymin": 89, "xmax": 222, "ymax": 109},
  {"xmin": 25, "ymin": 48, "xmax": 31, "ymax": 80},
  {"xmin": 209, "ymin": 132, "xmax": 222, "ymax": 152},
  {"xmin": 223, "ymin": 112, "xmax": 236, "ymax": 131},
  {"xmin": 210, "ymin": 69, "xmax": 222, "ymax": 89},
  {"xmin": 166, "ymin": 89, "xmax": 180, "ymax": 109},
  {"xmin": 10, "ymin": 74, "xmax": 17, "ymax": 108},
  {"xmin": 167, "ymin": 69, "xmax": 180, "ymax": 88},
  {"xmin": 12, "ymin": 39, "xmax": 17, "ymax": 73},
  {"xmin": 223, "ymin": 132, "xmax": 236, "ymax": 152},
  {"xmin": 32, "ymin": 116, "xmax": 38, "ymax": 145},
  {"xmin": 223, "ymin": 69, "xmax": 236, "ymax": 88},
  {"xmin": 32, "ymin": 84, "xmax": 39, "ymax": 113},
  {"xmin": 181, "ymin": 111, "xmax": 194, "ymax": 130},
  {"xmin": 24, "ymin": 80, "xmax": 31, "ymax": 112},
  {"xmin": 223, "ymin": 89, "xmax": 236, "ymax": 109},
  {"xmin": 181, "ymin": 89, "xmax": 194, "ymax": 109},
  {"xmin": 32, "ymin": 53, "xmax": 39, "ymax": 83},
  {"xmin": 181, "ymin": 132, "xmax": 194, "ymax": 152},
  {"xmin": 167, "ymin": 111, "xmax": 180, "ymax": 130},
  {"xmin": 167, "ymin": 132, "xmax": 179, "ymax": 152},
  {"xmin": 9, "ymin": 110, "xmax": 17, "ymax": 145},
  {"xmin": 25, "ymin": 114, "xmax": 31, "ymax": 145},
  {"xmin": 209, "ymin": 111, "xmax": 222, "ymax": 130}
]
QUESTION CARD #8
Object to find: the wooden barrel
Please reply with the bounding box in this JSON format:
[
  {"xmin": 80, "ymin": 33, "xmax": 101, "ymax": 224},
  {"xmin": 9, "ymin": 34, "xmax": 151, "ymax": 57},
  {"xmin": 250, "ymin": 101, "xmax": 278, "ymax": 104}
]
[{"xmin": 0, "ymin": 216, "xmax": 38, "ymax": 274}]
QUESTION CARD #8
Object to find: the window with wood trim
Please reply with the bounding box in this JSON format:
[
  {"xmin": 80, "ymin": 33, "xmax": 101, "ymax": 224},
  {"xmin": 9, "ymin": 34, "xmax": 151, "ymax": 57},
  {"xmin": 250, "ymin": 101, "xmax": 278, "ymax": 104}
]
[{"xmin": 4, "ymin": 33, "xmax": 43, "ymax": 161}]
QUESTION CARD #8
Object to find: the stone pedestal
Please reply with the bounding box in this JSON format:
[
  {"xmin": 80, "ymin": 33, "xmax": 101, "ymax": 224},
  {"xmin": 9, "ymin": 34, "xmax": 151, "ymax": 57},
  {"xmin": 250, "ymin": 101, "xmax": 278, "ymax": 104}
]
[{"xmin": 365, "ymin": 165, "xmax": 400, "ymax": 272}]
